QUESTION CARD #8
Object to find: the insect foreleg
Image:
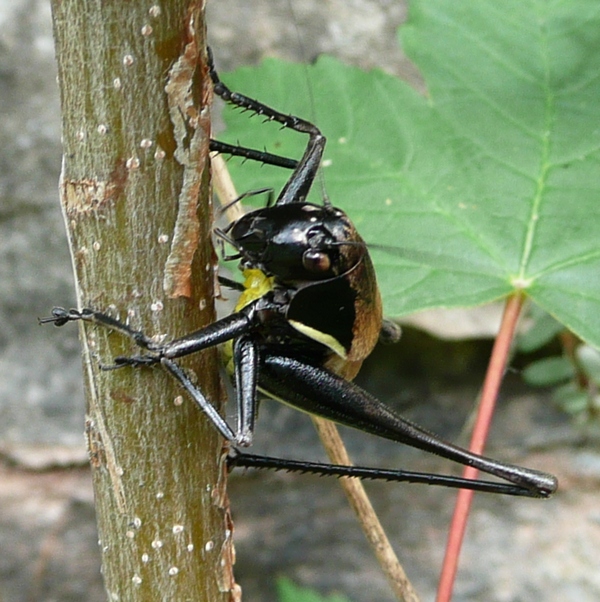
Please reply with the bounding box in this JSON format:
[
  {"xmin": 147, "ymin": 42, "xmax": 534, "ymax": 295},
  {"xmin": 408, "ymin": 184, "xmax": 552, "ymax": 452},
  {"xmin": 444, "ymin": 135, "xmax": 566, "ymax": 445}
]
[
  {"xmin": 208, "ymin": 46, "xmax": 325, "ymax": 206},
  {"xmin": 41, "ymin": 305, "xmax": 259, "ymax": 364},
  {"xmin": 41, "ymin": 299, "xmax": 279, "ymax": 446},
  {"xmin": 38, "ymin": 307, "xmax": 155, "ymax": 349}
]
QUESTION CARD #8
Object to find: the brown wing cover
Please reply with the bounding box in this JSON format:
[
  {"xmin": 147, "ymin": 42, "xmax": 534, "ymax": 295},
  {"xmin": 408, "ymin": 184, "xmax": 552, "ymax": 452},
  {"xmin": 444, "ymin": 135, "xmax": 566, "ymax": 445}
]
[{"xmin": 331, "ymin": 248, "xmax": 382, "ymax": 380}]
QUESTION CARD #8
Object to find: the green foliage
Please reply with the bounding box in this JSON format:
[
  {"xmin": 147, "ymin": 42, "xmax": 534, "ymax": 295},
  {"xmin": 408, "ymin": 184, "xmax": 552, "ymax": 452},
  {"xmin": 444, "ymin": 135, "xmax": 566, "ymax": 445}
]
[
  {"xmin": 522, "ymin": 341, "xmax": 600, "ymax": 418},
  {"xmin": 578, "ymin": 343, "xmax": 600, "ymax": 384},
  {"xmin": 522, "ymin": 356, "xmax": 575, "ymax": 386},
  {"xmin": 518, "ymin": 302, "xmax": 600, "ymax": 419},
  {"xmin": 517, "ymin": 304, "xmax": 565, "ymax": 353},
  {"xmin": 216, "ymin": 0, "xmax": 600, "ymax": 351},
  {"xmin": 277, "ymin": 577, "xmax": 352, "ymax": 602}
]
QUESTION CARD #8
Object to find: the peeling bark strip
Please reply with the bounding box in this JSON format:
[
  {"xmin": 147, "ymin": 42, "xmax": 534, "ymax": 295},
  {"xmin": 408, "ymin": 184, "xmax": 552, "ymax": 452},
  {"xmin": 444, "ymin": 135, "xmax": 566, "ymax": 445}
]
[
  {"xmin": 215, "ymin": 452, "xmax": 242, "ymax": 600},
  {"xmin": 163, "ymin": 8, "xmax": 212, "ymax": 299}
]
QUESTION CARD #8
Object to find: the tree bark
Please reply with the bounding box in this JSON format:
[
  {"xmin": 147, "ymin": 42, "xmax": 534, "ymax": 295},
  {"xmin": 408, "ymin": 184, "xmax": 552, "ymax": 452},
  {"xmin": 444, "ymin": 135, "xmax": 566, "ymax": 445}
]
[{"xmin": 50, "ymin": 2, "xmax": 238, "ymax": 600}]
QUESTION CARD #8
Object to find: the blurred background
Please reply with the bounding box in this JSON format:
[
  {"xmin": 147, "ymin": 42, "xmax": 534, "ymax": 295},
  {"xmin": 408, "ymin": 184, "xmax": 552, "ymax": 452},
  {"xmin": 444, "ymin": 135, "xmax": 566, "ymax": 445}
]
[{"xmin": 1, "ymin": 1, "xmax": 598, "ymax": 600}]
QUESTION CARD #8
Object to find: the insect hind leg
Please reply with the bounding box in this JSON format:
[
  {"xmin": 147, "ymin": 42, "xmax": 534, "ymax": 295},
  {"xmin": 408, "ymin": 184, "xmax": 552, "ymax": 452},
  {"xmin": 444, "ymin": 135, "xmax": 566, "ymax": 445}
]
[
  {"xmin": 227, "ymin": 450, "xmax": 544, "ymax": 497},
  {"xmin": 257, "ymin": 352, "xmax": 557, "ymax": 497}
]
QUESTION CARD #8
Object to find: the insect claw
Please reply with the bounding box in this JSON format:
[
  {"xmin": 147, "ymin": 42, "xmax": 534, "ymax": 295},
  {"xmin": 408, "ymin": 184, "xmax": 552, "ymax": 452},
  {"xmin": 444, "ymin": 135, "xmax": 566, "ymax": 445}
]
[{"xmin": 38, "ymin": 307, "xmax": 84, "ymax": 327}]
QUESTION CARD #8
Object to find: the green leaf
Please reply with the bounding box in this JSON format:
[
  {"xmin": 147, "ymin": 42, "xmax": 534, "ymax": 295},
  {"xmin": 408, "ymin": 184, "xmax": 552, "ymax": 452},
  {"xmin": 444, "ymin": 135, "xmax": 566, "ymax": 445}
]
[
  {"xmin": 576, "ymin": 344, "xmax": 600, "ymax": 384},
  {"xmin": 522, "ymin": 356, "xmax": 575, "ymax": 387},
  {"xmin": 215, "ymin": 0, "xmax": 600, "ymax": 348},
  {"xmin": 516, "ymin": 305, "xmax": 564, "ymax": 353},
  {"xmin": 277, "ymin": 578, "xmax": 352, "ymax": 602},
  {"xmin": 552, "ymin": 382, "xmax": 590, "ymax": 415}
]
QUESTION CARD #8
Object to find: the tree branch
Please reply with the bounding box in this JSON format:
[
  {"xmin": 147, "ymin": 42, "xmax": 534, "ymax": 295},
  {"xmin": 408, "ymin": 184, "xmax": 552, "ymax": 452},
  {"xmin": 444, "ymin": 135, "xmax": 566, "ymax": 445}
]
[{"xmin": 50, "ymin": 2, "xmax": 238, "ymax": 599}]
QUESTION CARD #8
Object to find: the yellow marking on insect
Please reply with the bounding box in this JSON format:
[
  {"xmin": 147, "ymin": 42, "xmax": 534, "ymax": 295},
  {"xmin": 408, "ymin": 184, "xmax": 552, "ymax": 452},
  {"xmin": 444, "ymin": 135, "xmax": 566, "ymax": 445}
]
[
  {"xmin": 235, "ymin": 268, "xmax": 275, "ymax": 311},
  {"xmin": 223, "ymin": 269, "xmax": 276, "ymax": 374},
  {"xmin": 288, "ymin": 320, "xmax": 347, "ymax": 360}
]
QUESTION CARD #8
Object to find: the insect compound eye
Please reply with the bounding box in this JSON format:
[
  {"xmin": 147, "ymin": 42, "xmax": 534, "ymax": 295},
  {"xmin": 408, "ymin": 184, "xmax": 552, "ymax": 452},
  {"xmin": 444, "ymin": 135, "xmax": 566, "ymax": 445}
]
[{"xmin": 302, "ymin": 249, "xmax": 331, "ymax": 273}]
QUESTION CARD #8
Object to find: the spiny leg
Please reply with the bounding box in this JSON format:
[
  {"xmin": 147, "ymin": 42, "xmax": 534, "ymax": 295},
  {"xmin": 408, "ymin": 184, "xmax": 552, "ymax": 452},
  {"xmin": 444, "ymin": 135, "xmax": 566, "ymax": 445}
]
[
  {"xmin": 208, "ymin": 46, "xmax": 326, "ymax": 206},
  {"xmin": 233, "ymin": 335, "xmax": 259, "ymax": 446},
  {"xmin": 40, "ymin": 307, "xmax": 556, "ymax": 496},
  {"xmin": 256, "ymin": 352, "xmax": 558, "ymax": 497},
  {"xmin": 209, "ymin": 139, "xmax": 298, "ymax": 170},
  {"xmin": 227, "ymin": 451, "xmax": 544, "ymax": 498},
  {"xmin": 39, "ymin": 307, "xmax": 156, "ymax": 351}
]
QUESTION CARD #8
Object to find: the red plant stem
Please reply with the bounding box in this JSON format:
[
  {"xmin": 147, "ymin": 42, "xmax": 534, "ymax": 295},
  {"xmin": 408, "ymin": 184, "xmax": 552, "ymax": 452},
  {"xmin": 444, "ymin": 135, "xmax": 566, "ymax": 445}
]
[{"xmin": 436, "ymin": 292, "xmax": 525, "ymax": 602}]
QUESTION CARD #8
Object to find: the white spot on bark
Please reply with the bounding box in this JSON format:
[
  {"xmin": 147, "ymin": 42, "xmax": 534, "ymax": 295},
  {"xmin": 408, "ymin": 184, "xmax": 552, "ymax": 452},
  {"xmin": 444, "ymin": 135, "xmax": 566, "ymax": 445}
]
[
  {"xmin": 150, "ymin": 301, "xmax": 164, "ymax": 312},
  {"xmin": 126, "ymin": 156, "xmax": 140, "ymax": 170}
]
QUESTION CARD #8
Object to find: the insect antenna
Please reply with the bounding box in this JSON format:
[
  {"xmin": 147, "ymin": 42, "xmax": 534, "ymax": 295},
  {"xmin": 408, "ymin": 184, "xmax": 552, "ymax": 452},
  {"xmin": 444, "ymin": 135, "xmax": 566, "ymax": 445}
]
[
  {"xmin": 217, "ymin": 187, "xmax": 273, "ymax": 217},
  {"xmin": 287, "ymin": 0, "xmax": 331, "ymax": 208},
  {"xmin": 330, "ymin": 240, "xmax": 367, "ymax": 250},
  {"xmin": 213, "ymin": 227, "xmax": 241, "ymax": 261}
]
